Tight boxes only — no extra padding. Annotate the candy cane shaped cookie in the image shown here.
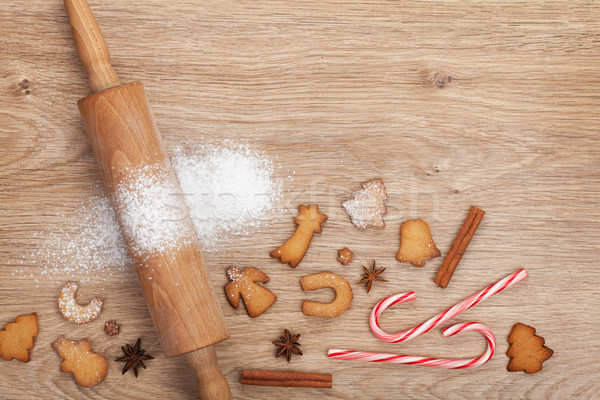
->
[328,269,528,368]
[301,272,353,318]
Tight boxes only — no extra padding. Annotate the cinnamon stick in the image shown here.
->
[434,206,485,288]
[241,369,332,388]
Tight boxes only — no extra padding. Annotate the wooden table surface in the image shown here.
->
[1,1,599,398]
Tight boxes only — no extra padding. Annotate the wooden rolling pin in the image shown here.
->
[63,1,231,398]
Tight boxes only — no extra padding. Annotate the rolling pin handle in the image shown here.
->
[64,0,120,92]
[186,347,233,400]
[64,2,232,399]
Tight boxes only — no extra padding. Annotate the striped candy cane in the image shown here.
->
[327,269,528,368]
[328,322,495,368]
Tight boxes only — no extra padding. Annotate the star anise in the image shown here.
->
[115,337,154,377]
[272,329,302,362]
[358,261,388,294]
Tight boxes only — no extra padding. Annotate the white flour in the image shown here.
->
[113,163,190,257]
[19,196,130,283]
[172,143,280,246]
[20,142,281,282]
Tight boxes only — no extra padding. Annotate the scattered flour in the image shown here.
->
[113,163,190,257]
[172,142,280,247]
[20,141,281,281]
[18,196,130,283]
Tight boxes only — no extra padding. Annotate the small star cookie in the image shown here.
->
[337,247,354,265]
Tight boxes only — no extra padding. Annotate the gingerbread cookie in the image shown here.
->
[396,219,440,267]
[301,272,353,318]
[270,204,327,268]
[225,266,277,318]
[342,178,387,229]
[53,336,108,387]
[57,282,103,325]
[0,313,38,363]
[507,323,553,374]
[104,320,120,336]
[337,247,354,265]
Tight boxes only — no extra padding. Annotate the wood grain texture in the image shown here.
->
[1,0,599,399]
[78,81,229,357]
[64,0,120,92]
[77,77,231,398]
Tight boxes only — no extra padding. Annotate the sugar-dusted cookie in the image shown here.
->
[57,282,103,325]
[53,336,108,387]
[104,320,120,336]
[337,247,354,266]
[342,178,387,229]
[0,313,38,363]
[507,323,553,374]
[396,219,441,267]
[225,266,277,318]
[301,272,353,318]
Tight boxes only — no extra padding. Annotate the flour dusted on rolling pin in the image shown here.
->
[113,164,190,256]
[21,142,282,282]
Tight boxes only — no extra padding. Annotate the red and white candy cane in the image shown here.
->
[329,322,495,368]
[328,269,528,368]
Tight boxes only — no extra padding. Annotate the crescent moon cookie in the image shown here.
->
[57,282,103,325]
[301,272,353,318]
